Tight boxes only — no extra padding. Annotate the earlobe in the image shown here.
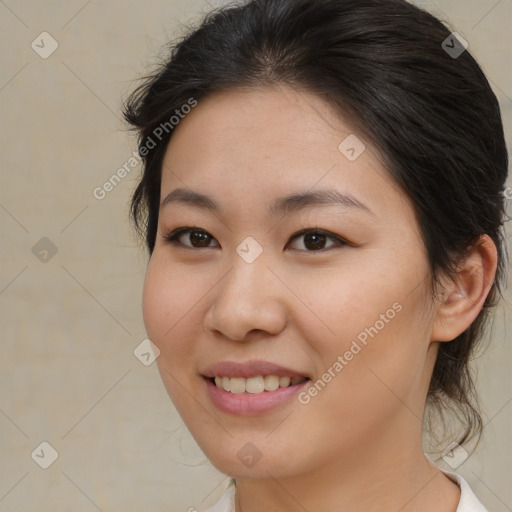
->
[431,235,497,342]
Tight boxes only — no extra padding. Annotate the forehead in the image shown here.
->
[159,85,411,221]
[168,84,348,152]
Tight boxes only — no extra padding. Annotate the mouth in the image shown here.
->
[208,375,309,394]
[201,360,311,415]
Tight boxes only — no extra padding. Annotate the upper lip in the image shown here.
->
[202,360,310,379]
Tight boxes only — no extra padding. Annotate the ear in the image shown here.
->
[431,234,498,342]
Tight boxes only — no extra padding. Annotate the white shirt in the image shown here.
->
[203,470,488,512]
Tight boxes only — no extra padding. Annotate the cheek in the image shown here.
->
[141,255,204,411]
[142,254,200,357]
[293,256,431,400]
[142,258,170,346]
[316,298,430,437]
[288,260,405,350]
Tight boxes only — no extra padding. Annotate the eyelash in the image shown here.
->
[161,227,349,252]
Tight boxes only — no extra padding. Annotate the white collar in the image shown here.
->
[440,469,488,511]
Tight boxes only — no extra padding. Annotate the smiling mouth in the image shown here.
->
[209,375,309,393]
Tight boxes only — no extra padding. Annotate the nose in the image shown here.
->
[202,255,287,342]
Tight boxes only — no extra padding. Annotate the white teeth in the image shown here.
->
[279,376,291,388]
[229,377,246,394]
[264,375,279,391]
[222,376,231,392]
[246,376,265,394]
[212,375,306,393]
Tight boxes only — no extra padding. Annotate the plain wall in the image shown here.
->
[1,0,511,510]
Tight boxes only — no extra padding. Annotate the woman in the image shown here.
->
[123,0,509,510]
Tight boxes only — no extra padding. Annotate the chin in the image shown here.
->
[197,438,305,480]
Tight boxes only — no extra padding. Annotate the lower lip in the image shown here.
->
[204,377,309,415]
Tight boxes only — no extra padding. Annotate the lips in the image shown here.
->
[201,360,311,413]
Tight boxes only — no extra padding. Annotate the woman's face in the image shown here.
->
[143,84,439,479]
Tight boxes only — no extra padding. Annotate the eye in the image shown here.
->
[162,227,347,252]
[287,228,347,252]
[162,227,219,248]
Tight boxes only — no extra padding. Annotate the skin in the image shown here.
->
[142,84,497,512]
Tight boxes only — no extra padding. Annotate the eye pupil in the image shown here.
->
[304,232,326,250]
[190,231,211,247]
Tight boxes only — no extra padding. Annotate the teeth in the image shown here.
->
[264,375,279,391]
[246,376,265,394]
[222,376,231,392]
[230,377,246,394]
[279,376,291,388]
[212,375,306,393]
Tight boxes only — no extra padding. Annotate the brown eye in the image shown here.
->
[287,229,346,252]
[163,227,346,252]
[163,228,219,248]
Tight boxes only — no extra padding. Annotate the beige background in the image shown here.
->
[0,0,510,510]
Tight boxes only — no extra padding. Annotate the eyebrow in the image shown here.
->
[160,187,374,217]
